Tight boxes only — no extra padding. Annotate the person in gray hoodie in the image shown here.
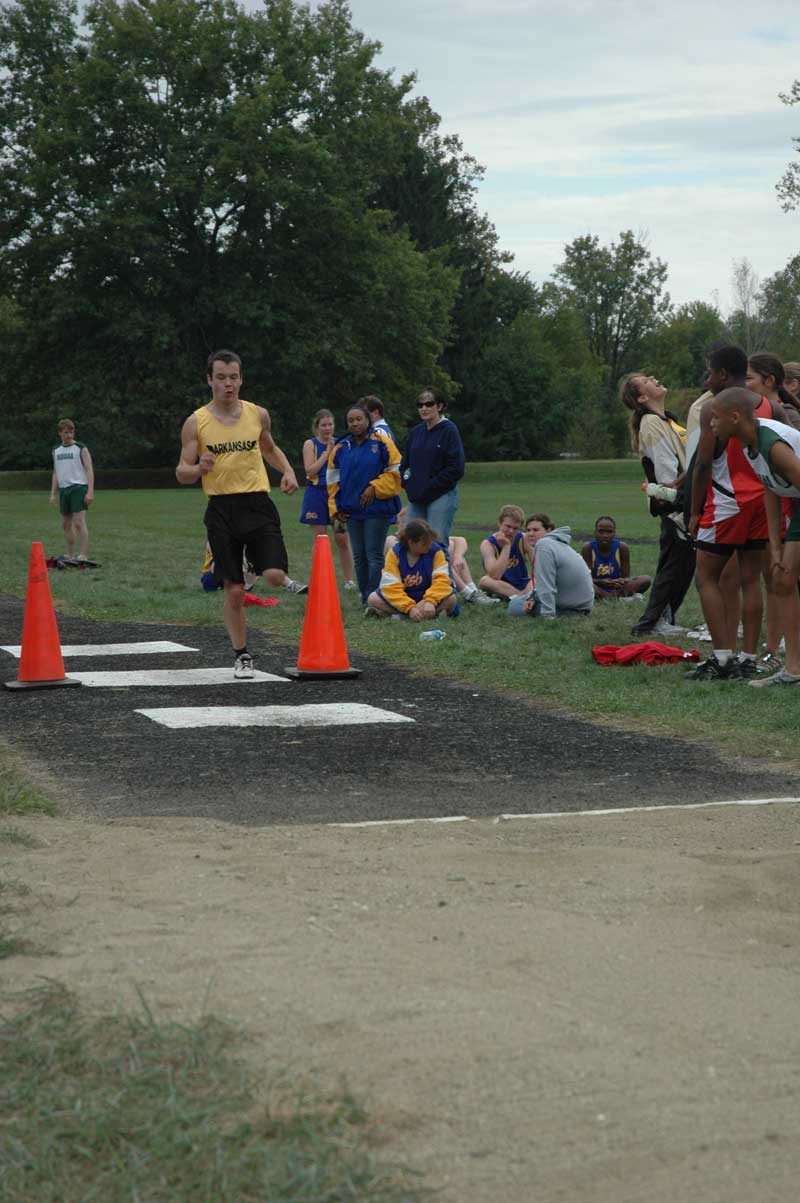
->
[507,514,594,618]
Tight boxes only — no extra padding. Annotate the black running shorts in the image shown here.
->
[204,492,288,583]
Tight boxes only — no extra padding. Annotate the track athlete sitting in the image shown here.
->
[479,505,530,599]
[384,507,498,605]
[581,516,652,600]
[710,388,800,687]
[367,518,457,620]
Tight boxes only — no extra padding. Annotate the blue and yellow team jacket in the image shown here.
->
[377,541,454,613]
[327,430,401,520]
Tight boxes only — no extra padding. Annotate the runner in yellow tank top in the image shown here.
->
[176,349,305,679]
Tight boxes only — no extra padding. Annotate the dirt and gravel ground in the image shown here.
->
[2,595,800,1201]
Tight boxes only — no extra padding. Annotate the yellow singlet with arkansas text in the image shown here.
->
[195,401,270,496]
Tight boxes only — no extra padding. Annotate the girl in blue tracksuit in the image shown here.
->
[327,404,402,603]
[300,408,355,588]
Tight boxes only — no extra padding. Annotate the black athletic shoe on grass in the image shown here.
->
[735,657,759,679]
[684,655,742,681]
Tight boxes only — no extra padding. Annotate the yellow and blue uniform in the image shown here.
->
[300,436,332,525]
[377,541,454,614]
[486,531,529,591]
[327,430,402,521]
[588,537,622,591]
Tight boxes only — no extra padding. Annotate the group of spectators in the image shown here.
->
[307,392,650,623]
[180,344,800,686]
[621,345,800,686]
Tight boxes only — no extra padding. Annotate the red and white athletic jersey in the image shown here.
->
[697,396,770,547]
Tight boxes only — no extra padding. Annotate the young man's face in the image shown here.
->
[208,360,242,405]
[525,520,549,546]
[498,515,521,541]
[707,365,729,396]
[709,400,737,441]
[594,520,616,549]
[59,426,75,446]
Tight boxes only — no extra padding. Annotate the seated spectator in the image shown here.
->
[385,508,499,605]
[508,515,594,618]
[367,518,457,620]
[479,505,530,599]
[581,516,652,600]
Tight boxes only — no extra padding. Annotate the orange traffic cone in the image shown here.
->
[284,535,361,680]
[4,543,82,691]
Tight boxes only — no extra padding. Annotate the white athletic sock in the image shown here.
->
[460,584,477,599]
[739,651,756,662]
[714,649,732,665]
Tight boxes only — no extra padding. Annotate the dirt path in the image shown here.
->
[5,801,800,1203]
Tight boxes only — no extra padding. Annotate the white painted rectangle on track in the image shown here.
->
[67,668,290,687]
[135,703,416,729]
[1,641,198,658]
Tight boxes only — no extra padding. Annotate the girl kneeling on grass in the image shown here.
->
[367,519,457,621]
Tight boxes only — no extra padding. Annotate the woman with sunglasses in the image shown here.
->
[400,387,465,557]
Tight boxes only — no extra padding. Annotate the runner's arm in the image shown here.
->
[689,403,717,537]
[259,407,298,493]
[176,414,213,484]
[81,446,95,503]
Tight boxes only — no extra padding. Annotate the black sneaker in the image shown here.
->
[736,656,758,679]
[685,655,742,681]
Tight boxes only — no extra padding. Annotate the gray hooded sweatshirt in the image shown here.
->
[531,526,594,618]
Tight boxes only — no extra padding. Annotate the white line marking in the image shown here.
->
[1,641,198,658]
[135,703,416,729]
[67,668,289,687]
[332,797,800,828]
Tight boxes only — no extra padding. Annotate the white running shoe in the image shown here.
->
[467,590,500,605]
[234,652,255,680]
[343,580,357,590]
[284,579,308,595]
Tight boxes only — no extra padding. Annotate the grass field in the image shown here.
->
[1,461,797,763]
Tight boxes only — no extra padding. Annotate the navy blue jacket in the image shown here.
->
[400,418,465,504]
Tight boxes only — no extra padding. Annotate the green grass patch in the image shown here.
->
[0,984,420,1202]
[0,826,43,848]
[0,753,57,818]
[0,473,797,764]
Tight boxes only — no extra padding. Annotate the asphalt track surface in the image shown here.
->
[1,593,794,826]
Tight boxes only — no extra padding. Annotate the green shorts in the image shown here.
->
[784,498,800,543]
[59,484,88,515]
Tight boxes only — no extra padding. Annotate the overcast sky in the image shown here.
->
[311,0,799,313]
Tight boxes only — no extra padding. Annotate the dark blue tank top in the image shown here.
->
[589,538,622,582]
[487,531,529,590]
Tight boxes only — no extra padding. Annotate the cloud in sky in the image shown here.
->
[307,0,799,311]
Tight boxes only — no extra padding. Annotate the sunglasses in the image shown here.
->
[416,399,437,409]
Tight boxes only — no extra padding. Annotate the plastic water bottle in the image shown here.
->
[642,482,677,502]
[419,629,446,641]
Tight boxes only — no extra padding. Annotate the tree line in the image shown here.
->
[1,0,798,470]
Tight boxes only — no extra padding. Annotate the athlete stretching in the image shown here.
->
[176,349,303,679]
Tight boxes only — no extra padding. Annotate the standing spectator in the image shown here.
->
[327,404,402,604]
[747,354,800,432]
[400,387,465,558]
[784,362,800,411]
[362,395,394,443]
[300,408,355,589]
[49,418,94,561]
[619,372,695,637]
